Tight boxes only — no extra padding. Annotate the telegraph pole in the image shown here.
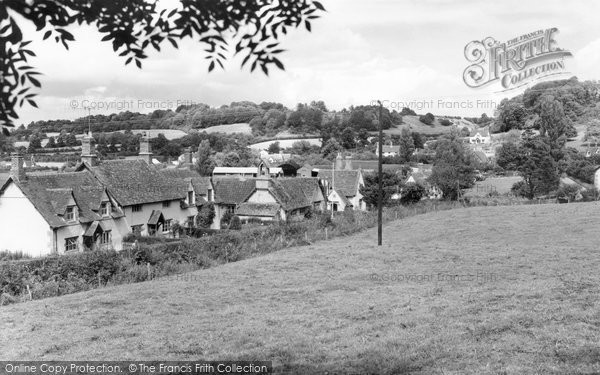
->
[377,100,383,246]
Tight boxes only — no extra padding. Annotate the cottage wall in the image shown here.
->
[0,182,53,257]
[123,199,197,235]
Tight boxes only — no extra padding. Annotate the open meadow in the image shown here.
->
[1,203,600,374]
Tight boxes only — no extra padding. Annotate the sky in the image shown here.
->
[11,0,600,125]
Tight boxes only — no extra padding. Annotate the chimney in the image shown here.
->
[139,133,152,165]
[81,133,98,166]
[335,152,344,170]
[256,175,270,190]
[10,153,26,182]
[184,147,192,165]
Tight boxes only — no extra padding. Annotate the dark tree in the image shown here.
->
[0,0,325,131]
[359,171,403,208]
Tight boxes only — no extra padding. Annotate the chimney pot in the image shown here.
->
[10,152,26,182]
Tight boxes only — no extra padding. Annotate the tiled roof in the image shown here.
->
[4,171,121,228]
[82,160,186,206]
[315,169,361,197]
[157,168,212,196]
[236,203,280,217]
[213,178,256,204]
[470,126,490,138]
[213,177,322,211]
[148,210,164,225]
[330,189,351,207]
[382,145,401,153]
[270,178,323,211]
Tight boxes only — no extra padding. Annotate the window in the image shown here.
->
[65,206,76,221]
[100,231,111,245]
[132,204,142,212]
[162,201,171,208]
[65,237,78,252]
[163,219,172,232]
[101,202,111,217]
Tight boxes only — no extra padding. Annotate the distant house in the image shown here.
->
[212,177,325,227]
[314,169,366,211]
[0,154,129,256]
[405,169,442,200]
[374,143,401,157]
[466,127,492,144]
[212,160,283,178]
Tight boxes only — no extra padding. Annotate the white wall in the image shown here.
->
[0,182,54,257]
[123,199,197,236]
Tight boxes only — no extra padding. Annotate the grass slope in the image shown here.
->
[384,116,471,136]
[2,203,600,374]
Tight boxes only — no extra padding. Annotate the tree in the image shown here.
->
[419,113,435,125]
[27,134,41,153]
[359,171,404,208]
[512,137,560,199]
[411,132,424,149]
[400,183,426,205]
[1,1,325,132]
[340,128,356,149]
[496,142,522,171]
[398,128,415,162]
[196,202,216,228]
[267,141,281,154]
[45,136,56,149]
[321,138,342,160]
[538,95,572,146]
[429,136,475,200]
[400,107,417,116]
[222,152,241,167]
[195,140,215,176]
[291,140,312,155]
[495,99,528,132]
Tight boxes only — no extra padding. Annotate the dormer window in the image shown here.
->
[65,206,77,222]
[101,202,111,217]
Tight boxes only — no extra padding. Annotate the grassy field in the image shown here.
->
[2,203,600,374]
[201,123,252,134]
[383,116,473,136]
[464,176,522,197]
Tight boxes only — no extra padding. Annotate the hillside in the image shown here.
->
[384,115,474,136]
[2,203,600,373]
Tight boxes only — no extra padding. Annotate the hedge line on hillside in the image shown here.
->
[0,200,517,306]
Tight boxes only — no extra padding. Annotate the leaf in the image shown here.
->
[168,38,178,48]
[261,64,269,76]
[27,99,38,108]
[29,76,41,88]
[208,61,215,72]
[305,21,312,32]
[313,1,325,11]
[241,54,251,67]
[101,34,112,42]
[135,59,142,68]
[43,30,52,40]
[125,57,132,65]
[273,57,285,70]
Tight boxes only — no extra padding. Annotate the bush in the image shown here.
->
[439,119,453,126]
[556,184,581,202]
[419,113,435,125]
[196,202,215,228]
[221,210,234,228]
[400,183,426,205]
[229,215,242,230]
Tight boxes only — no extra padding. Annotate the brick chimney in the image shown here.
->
[335,152,344,170]
[139,133,152,165]
[183,147,192,165]
[10,153,26,182]
[81,132,98,166]
[256,175,270,190]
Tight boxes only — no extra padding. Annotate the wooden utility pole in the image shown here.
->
[377,101,383,246]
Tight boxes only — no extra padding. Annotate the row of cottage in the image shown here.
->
[0,135,368,257]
